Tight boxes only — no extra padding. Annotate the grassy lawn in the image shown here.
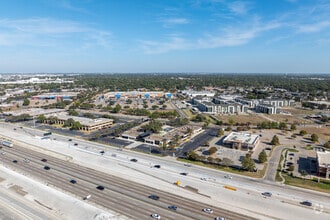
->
[275,153,284,182]
[283,174,330,193]
[177,158,266,178]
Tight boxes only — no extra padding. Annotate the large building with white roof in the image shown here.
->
[316,148,330,179]
[223,132,260,151]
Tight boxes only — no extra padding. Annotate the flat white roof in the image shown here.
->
[224,132,259,145]
[317,151,330,167]
[52,113,113,127]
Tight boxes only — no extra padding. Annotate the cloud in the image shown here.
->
[161,18,189,27]
[140,36,190,54]
[0,18,85,34]
[227,1,252,15]
[297,21,330,33]
[0,17,112,48]
[140,21,281,54]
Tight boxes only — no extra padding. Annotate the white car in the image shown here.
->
[224,174,232,179]
[202,208,213,214]
[150,213,161,219]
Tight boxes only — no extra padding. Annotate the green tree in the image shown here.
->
[279,122,287,130]
[323,141,330,149]
[221,158,233,167]
[300,130,307,136]
[241,157,256,172]
[311,134,319,143]
[23,98,30,106]
[64,118,75,127]
[271,135,280,146]
[71,121,82,130]
[68,109,79,116]
[258,150,267,163]
[208,146,217,155]
[288,165,295,171]
[217,129,224,137]
[36,114,46,122]
[187,151,199,161]
[290,124,297,131]
[112,104,122,113]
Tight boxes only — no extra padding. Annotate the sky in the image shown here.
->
[0,0,330,73]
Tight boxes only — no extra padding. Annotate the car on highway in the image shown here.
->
[41,158,47,162]
[261,192,272,197]
[200,177,207,181]
[74,143,78,146]
[0,152,6,155]
[68,139,72,141]
[44,166,50,170]
[130,158,138,162]
[148,195,160,200]
[215,217,226,220]
[70,179,77,184]
[180,172,188,176]
[24,158,30,163]
[202,208,213,214]
[12,160,18,163]
[100,150,105,154]
[150,213,161,219]
[224,174,232,179]
[154,165,161,168]
[83,195,91,200]
[168,205,177,211]
[300,201,312,206]
[184,164,192,167]
[96,185,105,190]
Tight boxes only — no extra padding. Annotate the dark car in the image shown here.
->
[12,160,18,163]
[130,158,138,162]
[41,158,47,162]
[154,165,161,168]
[180,172,188,176]
[44,166,50,170]
[70,179,77,184]
[261,192,272,197]
[96,185,105,190]
[100,150,105,154]
[300,201,312,206]
[148,195,160,200]
[168,205,177,211]
[68,139,72,141]
[74,143,78,146]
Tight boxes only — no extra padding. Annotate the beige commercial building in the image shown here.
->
[223,132,260,151]
[316,149,330,179]
[46,113,113,132]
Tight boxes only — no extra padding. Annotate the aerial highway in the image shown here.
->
[1,144,252,220]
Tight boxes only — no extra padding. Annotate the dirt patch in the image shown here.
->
[215,114,266,125]
[266,114,308,124]
[301,127,330,141]
[9,185,27,196]
[282,107,318,115]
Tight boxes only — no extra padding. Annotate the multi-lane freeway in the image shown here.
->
[1,144,252,220]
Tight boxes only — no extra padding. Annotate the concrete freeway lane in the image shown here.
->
[1,144,252,220]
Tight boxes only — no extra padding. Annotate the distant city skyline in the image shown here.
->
[0,0,330,74]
